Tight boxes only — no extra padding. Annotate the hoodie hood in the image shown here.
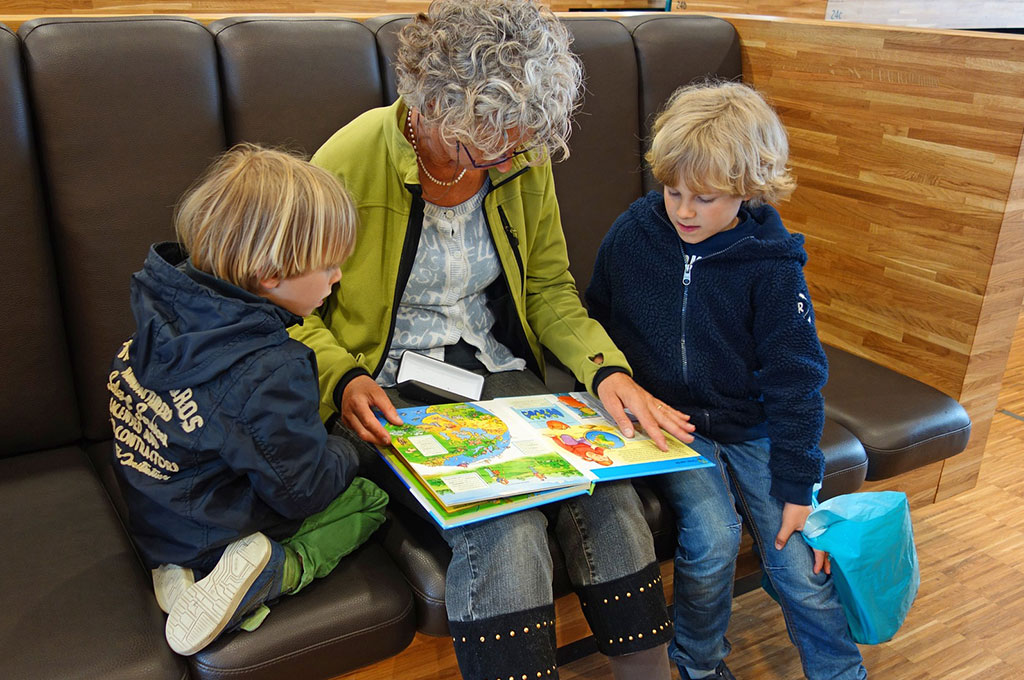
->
[129,242,301,390]
[645,190,806,265]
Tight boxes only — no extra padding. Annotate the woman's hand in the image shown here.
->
[595,372,695,451]
[775,502,831,575]
[341,375,403,446]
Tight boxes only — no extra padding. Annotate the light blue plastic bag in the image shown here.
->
[802,490,920,644]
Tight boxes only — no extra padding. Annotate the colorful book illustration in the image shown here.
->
[377,447,592,530]
[377,392,713,528]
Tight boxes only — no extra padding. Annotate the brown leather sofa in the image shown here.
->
[0,13,970,680]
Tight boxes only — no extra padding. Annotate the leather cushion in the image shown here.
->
[554,17,644,296]
[190,541,416,680]
[0,447,186,680]
[819,418,868,501]
[83,438,417,678]
[822,345,972,480]
[618,14,743,195]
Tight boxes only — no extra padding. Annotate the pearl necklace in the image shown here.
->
[407,110,466,187]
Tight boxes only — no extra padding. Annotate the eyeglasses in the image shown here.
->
[459,142,530,169]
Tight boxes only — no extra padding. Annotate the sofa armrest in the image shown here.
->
[822,345,972,480]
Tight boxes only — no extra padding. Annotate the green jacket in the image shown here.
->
[294,100,630,422]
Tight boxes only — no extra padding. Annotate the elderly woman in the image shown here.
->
[293,1,694,678]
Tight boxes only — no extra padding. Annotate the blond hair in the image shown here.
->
[647,81,795,206]
[175,144,358,292]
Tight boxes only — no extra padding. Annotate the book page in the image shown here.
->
[380,392,711,505]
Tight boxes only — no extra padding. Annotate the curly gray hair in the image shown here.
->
[395,0,583,163]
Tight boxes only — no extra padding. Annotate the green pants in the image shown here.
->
[280,476,388,594]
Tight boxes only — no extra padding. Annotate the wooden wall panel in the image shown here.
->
[936,132,1024,500]
[721,14,1024,501]
[671,0,825,19]
[862,460,944,509]
[996,305,1024,415]
[0,1,664,32]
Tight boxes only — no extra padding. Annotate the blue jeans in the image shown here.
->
[442,479,673,679]
[443,479,657,620]
[657,434,866,680]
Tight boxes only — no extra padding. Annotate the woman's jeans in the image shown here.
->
[443,480,655,619]
[443,479,671,675]
[656,434,867,680]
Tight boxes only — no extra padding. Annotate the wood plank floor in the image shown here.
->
[560,307,1024,679]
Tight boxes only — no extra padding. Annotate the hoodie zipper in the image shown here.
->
[678,235,754,385]
[680,251,699,385]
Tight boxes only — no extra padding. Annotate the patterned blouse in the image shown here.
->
[376,180,526,386]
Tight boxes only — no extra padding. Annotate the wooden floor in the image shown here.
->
[340,309,1024,680]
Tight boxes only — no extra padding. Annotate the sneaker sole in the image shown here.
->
[165,533,272,655]
[153,564,195,614]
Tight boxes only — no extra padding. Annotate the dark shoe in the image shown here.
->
[679,661,737,680]
[164,532,284,655]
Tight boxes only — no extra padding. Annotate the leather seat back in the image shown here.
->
[0,23,80,456]
[212,16,386,155]
[19,16,226,442]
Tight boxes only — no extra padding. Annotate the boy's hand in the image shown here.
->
[342,375,403,446]
[775,502,831,575]
[596,372,695,451]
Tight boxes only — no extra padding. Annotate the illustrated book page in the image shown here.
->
[377,446,592,529]
[378,392,712,514]
[506,392,711,481]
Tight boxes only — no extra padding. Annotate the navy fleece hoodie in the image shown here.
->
[109,242,357,570]
[587,192,827,505]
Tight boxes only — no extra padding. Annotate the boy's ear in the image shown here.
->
[257,276,282,292]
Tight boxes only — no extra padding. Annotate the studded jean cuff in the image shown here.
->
[448,603,559,680]
[577,561,673,656]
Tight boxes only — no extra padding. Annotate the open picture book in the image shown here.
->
[376,391,712,528]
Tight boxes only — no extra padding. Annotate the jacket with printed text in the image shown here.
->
[109,243,357,570]
[292,100,630,422]
[586,192,828,505]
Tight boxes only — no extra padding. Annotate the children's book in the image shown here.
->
[376,391,712,528]
[377,446,593,530]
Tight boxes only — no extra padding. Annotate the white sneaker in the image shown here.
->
[165,533,278,656]
[152,564,195,614]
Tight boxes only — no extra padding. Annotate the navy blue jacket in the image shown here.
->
[586,192,827,505]
[109,243,357,570]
